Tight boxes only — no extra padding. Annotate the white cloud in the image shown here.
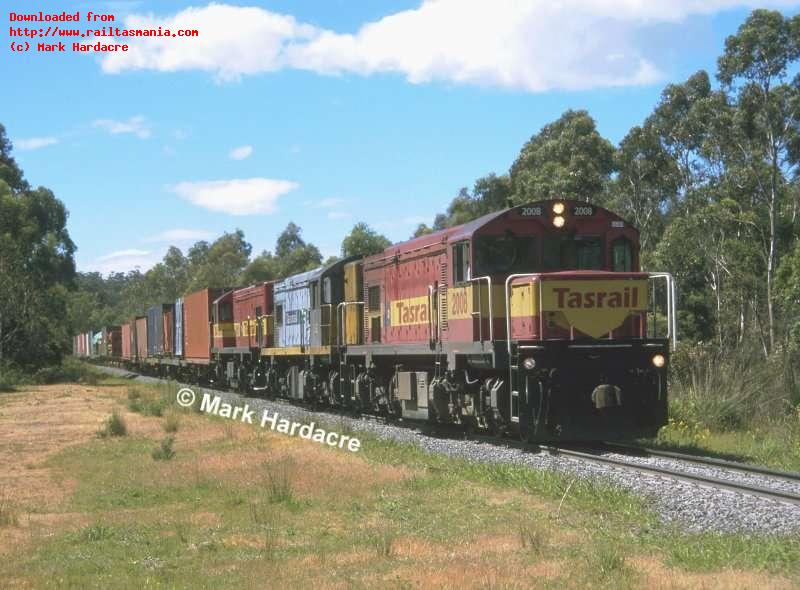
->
[171,177,298,215]
[97,248,151,261]
[144,228,215,243]
[327,211,351,220]
[93,115,151,138]
[14,136,58,150]
[87,248,160,274]
[99,1,800,92]
[229,145,253,160]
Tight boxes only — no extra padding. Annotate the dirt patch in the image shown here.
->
[630,556,795,589]
[0,384,136,552]
[164,433,410,501]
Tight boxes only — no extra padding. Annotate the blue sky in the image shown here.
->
[3,0,799,274]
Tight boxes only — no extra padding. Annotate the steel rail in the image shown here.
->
[602,442,800,482]
[539,444,800,506]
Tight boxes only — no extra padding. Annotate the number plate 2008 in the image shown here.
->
[572,206,594,216]
[520,206,543,217]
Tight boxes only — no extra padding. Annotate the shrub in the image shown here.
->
[152,435,176,461]
[34,358,102,385]
[0,362,32,392]
[98,410,127,438]
[143,398,168,417]
[669,343,797,432]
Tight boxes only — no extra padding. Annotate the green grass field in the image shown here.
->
[0,377,798,589]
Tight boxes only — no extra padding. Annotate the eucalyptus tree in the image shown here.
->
[510,110,615,203]
[341,222,391,257]
[716,9,800,352]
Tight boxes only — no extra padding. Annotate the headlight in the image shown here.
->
[651,354,666,368]
[553,215,565,228]
[522,357,537,370]
[552,202,565,215]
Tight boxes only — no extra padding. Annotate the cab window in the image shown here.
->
[473,235,538,276]
[543,235,603,271]
[452,241,471,284]
[612,238,633,272]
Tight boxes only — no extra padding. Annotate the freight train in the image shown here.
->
[75,200,677,441]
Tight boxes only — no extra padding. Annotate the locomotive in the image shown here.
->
[76,200,676,441]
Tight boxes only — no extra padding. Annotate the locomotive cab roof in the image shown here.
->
[366,199,638,266]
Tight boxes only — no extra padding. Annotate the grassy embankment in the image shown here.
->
[644,344,800,472]
[0,372,798,589]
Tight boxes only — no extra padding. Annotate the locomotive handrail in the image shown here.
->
[428,284,439,345]
[504,273,543,357]
[468,276,493,342]
[647,272,678,351]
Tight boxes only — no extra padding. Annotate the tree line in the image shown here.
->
[2,9,800,379]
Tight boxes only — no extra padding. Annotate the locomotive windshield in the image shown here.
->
[543,234,603,270]
[473,235,538,276]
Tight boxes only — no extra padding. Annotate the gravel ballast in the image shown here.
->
[101,366,800,535]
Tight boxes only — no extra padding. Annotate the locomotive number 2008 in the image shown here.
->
[451,290,470,316]
[573,206,594,216]
[520,206,543,217]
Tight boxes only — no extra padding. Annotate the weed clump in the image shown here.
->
[152,435,176,461]
[265,458,295,504]
[98,410,127,438]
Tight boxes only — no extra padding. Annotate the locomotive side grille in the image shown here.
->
[363,282,370,342]
[439,263,448,331]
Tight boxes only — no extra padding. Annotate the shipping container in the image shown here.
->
[135,316,147,360]
[183,288,224,363]
[121,322,132,360]
[91,332,102,356]
[104,326,122,357]
[174,297,184,357]
[163,308,174,355]
[146,303,174,356]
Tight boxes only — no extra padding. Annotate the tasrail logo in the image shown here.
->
[540,279,648,338]
[552,285,640,309]
[390,296,429,326]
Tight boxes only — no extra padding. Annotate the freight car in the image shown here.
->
[83,200,676,441]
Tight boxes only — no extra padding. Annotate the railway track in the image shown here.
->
[107,366,800,507]
[464,434,800,506]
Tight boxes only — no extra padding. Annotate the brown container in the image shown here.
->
[135,316,147,359]
[105,326,122,357]
[184,288,223,363]
[163,309,174,355]
[233,282,273,348]
[121,323,132,359]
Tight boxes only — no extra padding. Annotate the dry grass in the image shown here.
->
[0,381,796,588]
